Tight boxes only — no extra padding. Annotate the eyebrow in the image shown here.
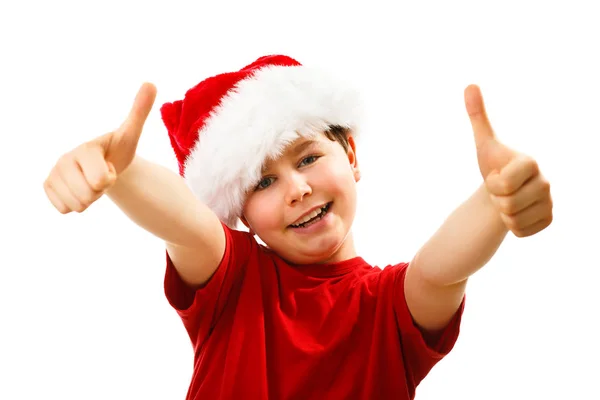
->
[291,139,318,156]
[260,140,319,174]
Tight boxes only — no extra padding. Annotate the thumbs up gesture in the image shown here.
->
[465,85,553,238]
[44,83,157,214]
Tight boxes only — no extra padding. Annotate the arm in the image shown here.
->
[404,184,507,331]
[404,85,553,332]
[44,84,225,288]
[107,156,225,287]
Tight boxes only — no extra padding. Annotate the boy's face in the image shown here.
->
[241,132,361,265]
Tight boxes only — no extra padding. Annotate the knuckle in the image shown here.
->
[73,203,88,213]
[57,152,74,167]
[510,216,529,235]
[516,228,533,238]
[509,221,529,237]
[505,204,518,215]
[77,142,98,156]
[79,141,94,151]
[506,218,520,231]
[525,156,538,170]
[513,229,526,238]
[88,179,102,192]
[498,178,514,194]
[79,192,95,207]
[90,176,109,192]
[488,175,511,195]
[518,154,538,172]
[499,198,517,215]
[49,166,62,180]
[540,179,551,194]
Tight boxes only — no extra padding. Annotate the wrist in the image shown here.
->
[474,183,508,233]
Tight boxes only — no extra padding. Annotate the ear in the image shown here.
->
[347,135,361,182]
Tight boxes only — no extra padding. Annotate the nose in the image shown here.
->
[285,172,312,205]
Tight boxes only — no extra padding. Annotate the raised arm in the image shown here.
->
[404,85,553,332]
[43,83,225,287]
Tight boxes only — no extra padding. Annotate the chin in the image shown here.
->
[294,235,348,264]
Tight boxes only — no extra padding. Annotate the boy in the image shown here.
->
[43,55,553,399]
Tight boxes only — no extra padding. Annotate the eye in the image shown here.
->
[255,176,274,191]
[299,155,319,167]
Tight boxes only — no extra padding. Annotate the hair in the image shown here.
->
[324,125,351,152]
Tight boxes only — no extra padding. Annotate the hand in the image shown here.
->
[44,82,157,214]
[464,84,553,237]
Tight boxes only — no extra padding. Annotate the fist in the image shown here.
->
[464,85,553,238]
[44,83,157,214]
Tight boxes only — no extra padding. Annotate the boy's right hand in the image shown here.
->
[44,83,157,214]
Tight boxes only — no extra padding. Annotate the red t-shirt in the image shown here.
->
[164,225,464,399]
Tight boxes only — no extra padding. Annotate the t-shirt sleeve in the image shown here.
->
[164,223,254,343]
[391,263,465,387]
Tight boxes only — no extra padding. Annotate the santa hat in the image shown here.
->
[160,55,362,228]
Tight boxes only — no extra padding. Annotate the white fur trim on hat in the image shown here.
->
[183,65,362,228]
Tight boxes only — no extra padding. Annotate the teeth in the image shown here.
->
[297,209,321,225]
[292,205,328,227]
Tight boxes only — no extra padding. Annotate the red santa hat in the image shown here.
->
[160,55,362,228]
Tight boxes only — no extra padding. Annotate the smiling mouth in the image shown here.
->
[289,202,332,228]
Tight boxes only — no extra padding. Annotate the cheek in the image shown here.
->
[244,194,282,231]
[316,161,356,196]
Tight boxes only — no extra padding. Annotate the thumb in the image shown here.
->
[465,85,516,179]
[102,83,157,173]
[464,84,496,151]
[114,82,157,148]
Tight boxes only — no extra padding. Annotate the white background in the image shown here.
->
[1,0,598,399]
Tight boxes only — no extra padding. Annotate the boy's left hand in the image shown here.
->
[465,85,553,238]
